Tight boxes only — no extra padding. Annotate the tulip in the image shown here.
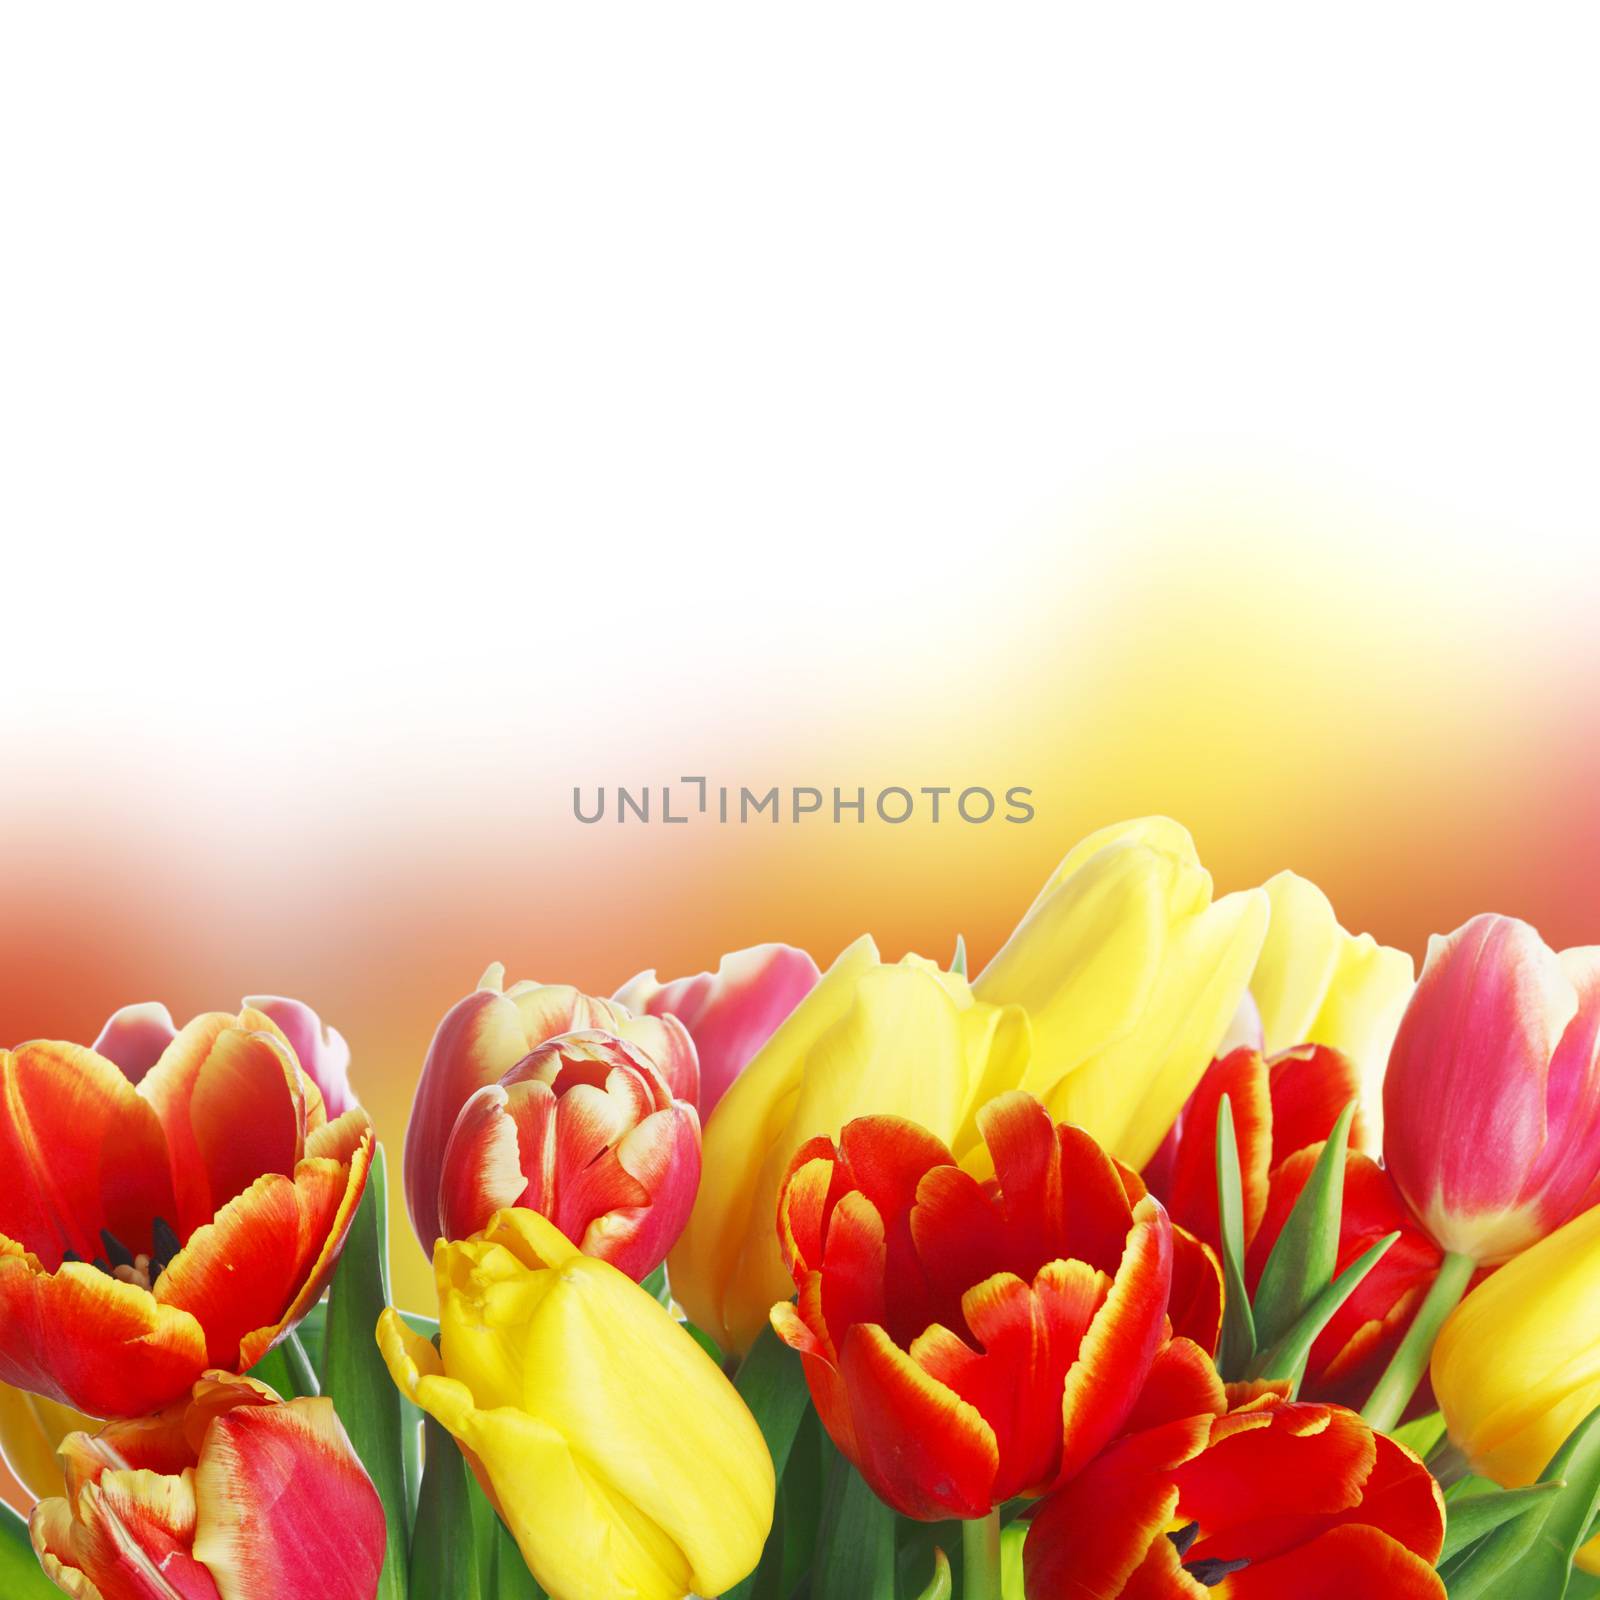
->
[770,1091,1209,1520]
[0,1009,372,1416]
[404,965,698,1252]
[669,938,1030,1354]
[29,1371,385,1600]
[435,1029,700,1280]
[614,942,821,1117]
[1024,1391,1446,1597]
[1144,1044,1441,1406]
[973,816,1270,1170]
[0,1384,89,1502]
[1248,872,1414,1143]
[1384,914,1600,1267]
[378,1207,773,1600]
[93,993,358,1115]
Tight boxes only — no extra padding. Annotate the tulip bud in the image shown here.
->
[378,1207,774,1600]
[1384,914,1600,1263]
[614,942,821,1117]
[30,1371,386,1600]
[436,1030,701,1281]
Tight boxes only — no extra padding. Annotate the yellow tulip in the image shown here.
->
[378,1207,774,1600]
[0,1384,90,1502]
[668,936,1030,1353]
[1433,1202,1600,1572]
[973,817,1270,1169]
[1250,871,1414,1143]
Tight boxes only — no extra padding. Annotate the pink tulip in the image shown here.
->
[436,1030,701,1281]
[614,943,820,1117]
[1384,913,1600,1263]
[93,995,357,1116]
[403,965,698,1253]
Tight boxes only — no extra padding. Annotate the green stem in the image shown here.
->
[1362,1250,1475,1433]
[283,1329,321,1396]
[962,1509,1001,1600]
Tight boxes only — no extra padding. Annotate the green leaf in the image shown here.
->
[814,1438,896,1600]
[913,1547,953,1600]
[640,1264,673,1308]
[779,1407,824,1598]
[1440,1482,1567,1563]
[1391,1410,1448,1460]
[1250,1100,1356,1348]
[1250,1232,1398,1396]
[0,1502,59,1599]
[322,1144,409,1600]
[494,1519,546,1599]
[247,1341,306,1399]
[951,934,968,978]
[409,1416,483,1599]
[467,1470,499,1599]
[1442,1405,1600,1599]
[1215,1094,1257,1379]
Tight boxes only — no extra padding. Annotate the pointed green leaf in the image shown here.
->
[1392,1410,1448,1460]
[779,1407,824,1598]
[814,1438,896,1600]
[466,1471,499,1597]
[322,1144,409,1600]
[913,1547,953,1600]
[1251,1232,1398,1395]
[951,935,968,978]
[0,1502,59,1598]
[1215,1095,1257,1379]
[1440,1482,1566,1563]
[410,1416,483,1599]
[1251,1100,1356,1348]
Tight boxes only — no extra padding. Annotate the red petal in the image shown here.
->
[1122,1336,1227,1436]
[837,1322,998,1520]
[580,1104,701,1280]
[908,1164,1010,1337]
[777,1152,837,1283]
[820,1191,890,1346]
[1267,1045,1363,1166]
[1230,1524,1446,1600]
[1168,1224,1224,1355]
[437,1083,542,1242]
[1162,1049,1271,1253]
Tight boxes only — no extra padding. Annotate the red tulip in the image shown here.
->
[404,965,697,1252]
[1145,1044,1440,1405]
[614,943,821,1117]
[94,994,358,1116]
[0,1009,372,1417]
[30,1371,385,1600]
[770,1091,1208,1520]
[436,1030,701,1280]
[1384,913,1600,1264]
[1024,1389,1446,1598]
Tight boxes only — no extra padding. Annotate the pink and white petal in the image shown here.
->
[91,1004,180,1086]
[242,996,357,1119]
[437,1086,539,1244]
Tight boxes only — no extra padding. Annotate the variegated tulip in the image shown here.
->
[0,1009,372,1417]
[30,1371,385,1600]
[404,965,698,1253]
[436,1030,700,1281]
[1384,913,1600,1264]
[614,942,820,1117]
[379,1208,773,1600]
[93,993,358,1116]
[973,817,1270,1170]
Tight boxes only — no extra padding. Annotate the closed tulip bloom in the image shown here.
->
[669,938,1030,1354]
[1249,872,1414,1144]
[378,1208,773,1600]
[0,1384,90,1502]
[973,817,1269,1170]
[614,942,821,1117]
[770,1092,1199,1520]
[30,1371,385,1600]
[93,994,359,1115]
[436,1030,700,1280]
[1384,914,1600,1264]
[0,1009,372,1417]
[1024,1392,1446,1598]
[404,965,698,1252]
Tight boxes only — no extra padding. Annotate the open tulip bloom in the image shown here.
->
[11,819,1600,1599]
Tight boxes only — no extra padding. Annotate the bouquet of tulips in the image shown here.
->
[5,818,1600,1599]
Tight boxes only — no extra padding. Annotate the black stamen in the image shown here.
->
[100,1228,135,1270]
[1186,1556,1252,1586]
[151,1216,182,1274]
[1168,1522,1200,1559]
[92,1256,112,1276]
[60,1249,83,1265]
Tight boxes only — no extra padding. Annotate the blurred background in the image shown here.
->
[3,5,1598,1506]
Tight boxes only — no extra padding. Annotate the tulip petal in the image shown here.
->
[581,1104,701,1280]
[241,996,356,1119]
[1167,1224,1224,1355]
[190,1397,384,1600]
[1521,948,1600,1229]
[91,1003,180,1087]
[1267,1044,1363,1168]
[1228,1523,1445,1599]
[1160,1048,1272,1254]
[1121,1335,1227,1436]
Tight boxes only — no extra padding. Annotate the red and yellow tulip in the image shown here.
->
[770,1091,1214,1520]
[1024,1389,1446,1597]
[402,965,698,1253]
[0,1009,372,1417]
[1384,913,1600,1264]
[435,1029,700,1281]
[614,941,821,1117]
[29,1371,385,1600]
